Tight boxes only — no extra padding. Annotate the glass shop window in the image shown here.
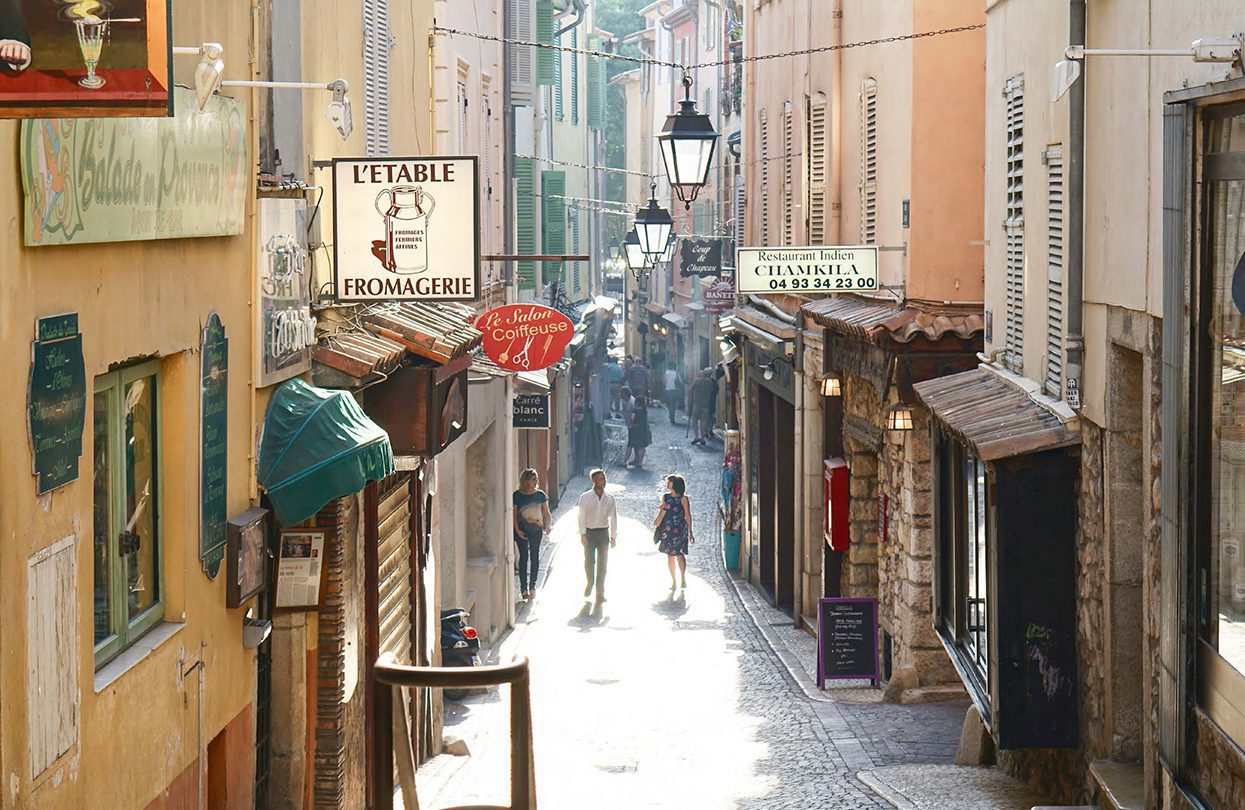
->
[94,360,164,669]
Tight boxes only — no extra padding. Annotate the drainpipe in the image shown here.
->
[555,0,587,38]
[793,311,806,627]
[1065,0,1086,405]
[830,0,843,243]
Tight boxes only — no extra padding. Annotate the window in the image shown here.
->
[1199,105,1245,713]
[362,0,391,156]
[1003,75,1025,373]
[860,78,878,244]
[509,0,535,106]
[782,101,794,246]
[808,93,829,245]
[759,108,770,243]
[94,360,163,668]
[702,1,718,51]
[1045,146,1065,398]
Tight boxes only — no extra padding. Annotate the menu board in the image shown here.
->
[816,597,880,687]
[275,530,326,608]
[200,314,229,577]
[29,314,86,494]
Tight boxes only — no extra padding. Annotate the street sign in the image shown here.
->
[513,394,550,429]
[736,246,879,294]
[332,156,480,302]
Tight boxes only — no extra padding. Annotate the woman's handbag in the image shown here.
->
[653,510,666,544]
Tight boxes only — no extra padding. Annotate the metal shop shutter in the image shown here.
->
[376,474,414,664]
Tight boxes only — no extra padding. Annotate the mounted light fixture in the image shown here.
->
[219,78,353,140]
[820,374,842,398]
[657,73,720,208]
[885,402,914,431]
[172,43,224,111]
[1051,35,1242,102]
[758,361,776,381]
[634,182,675,256]
[609,245,621,261]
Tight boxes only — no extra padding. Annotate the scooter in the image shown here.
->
[440,608,482,700]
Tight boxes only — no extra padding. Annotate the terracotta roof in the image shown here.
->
[801,296,984,344]
[913,368,1080,461]
[362,302,482,363]
[469,348,514,379]
[314,331,405,379]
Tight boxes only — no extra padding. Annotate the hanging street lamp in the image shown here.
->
[657,73,720,208]
[634,182,675,256]
[661,231,677,265]
[623,228,652,283]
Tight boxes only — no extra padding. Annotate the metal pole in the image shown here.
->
[1066,0,1086,406]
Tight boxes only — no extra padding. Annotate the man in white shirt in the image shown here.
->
[577,469,618,605]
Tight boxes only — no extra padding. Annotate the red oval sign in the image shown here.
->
[475,304,576,372]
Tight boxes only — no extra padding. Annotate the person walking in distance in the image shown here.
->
[578,469,618,606]
[512,469,552,600]
[627,356,650,405]
[663,364,681,423]
[690,368,715,446]
[654,474,694,591]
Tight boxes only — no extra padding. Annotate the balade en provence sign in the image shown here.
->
[736,246,879,294]
[20,87,248,246]
[332,157,480,302]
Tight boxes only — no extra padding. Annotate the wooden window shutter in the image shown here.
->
[586,34,605,129]
[1003,75,1025,373]
[541,170,566,282]
[570,29,579,125]
[481,78,493,254]
[783,101,794,246]
[808,94,829,244]
[509,0,535,106]
[571,207,582,292]
[734,173,746,250]
[1044,146,1065,398]
[535,0,556,86]
[553,31,564,119]
[363,0,391,157]
[514,157,537,290]
[859,78,878,244]
[456,74,469,154]
[759,108,770,244]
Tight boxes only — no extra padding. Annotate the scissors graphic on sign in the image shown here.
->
[511,337,535,369]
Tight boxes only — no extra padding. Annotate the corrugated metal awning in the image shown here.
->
[662,312,690,329]
[801,295,985,345]
[362,302,482,364]
[914,367,1080,461]
[516,370,551,392]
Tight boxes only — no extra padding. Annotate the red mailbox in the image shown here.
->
[824,458,849,552]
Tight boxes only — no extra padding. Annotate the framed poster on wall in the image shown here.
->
[226,508,268,608]
[275,529,326,609]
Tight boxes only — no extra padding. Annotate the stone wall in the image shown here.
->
[1144,326,1163,806]
[841,374,882,598]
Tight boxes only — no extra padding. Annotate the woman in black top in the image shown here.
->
[512,469,552,600]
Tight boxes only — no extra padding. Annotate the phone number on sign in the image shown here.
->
[763,277,878,290]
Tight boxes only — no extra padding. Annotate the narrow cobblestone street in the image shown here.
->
[412,411,1031,809]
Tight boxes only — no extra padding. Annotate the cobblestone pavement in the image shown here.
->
[413,410,986,810]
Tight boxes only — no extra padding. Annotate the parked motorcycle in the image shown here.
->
[439,608,481,699]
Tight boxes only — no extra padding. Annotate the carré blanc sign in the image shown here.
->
[332,156,480,302]
[736,246,879,294]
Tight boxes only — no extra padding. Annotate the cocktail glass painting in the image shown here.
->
[0,0,170,118]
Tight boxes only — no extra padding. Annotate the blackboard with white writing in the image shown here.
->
[200,314,229,578]
[817,597,880,687]
[29,314,86,495]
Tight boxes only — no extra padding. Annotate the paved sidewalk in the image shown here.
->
[412,411,1015,810]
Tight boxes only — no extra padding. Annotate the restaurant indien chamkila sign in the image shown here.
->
[19,86,248,245]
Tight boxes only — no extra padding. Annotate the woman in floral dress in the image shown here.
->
[653,474,694,591]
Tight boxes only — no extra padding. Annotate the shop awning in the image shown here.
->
[801,295,985,345]
[662,312,691,330]
[516,370,551,392]
[362,302,482,363]
[723,307,794,356]
[913,367,1079,461]
[258,378,396,525]
[644,302,667,316]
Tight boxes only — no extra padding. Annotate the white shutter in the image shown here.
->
[733,172,745,258]
[808,94,828,244]
[27,536,78,779]
[509,0,535,106]
[1003,75,1025,373]
[782,101,794,246]
[363,0,391,157]
[1045,146,1065,398]
[860,78,878,244]
[481,78,493,255]
[759,109,770,244]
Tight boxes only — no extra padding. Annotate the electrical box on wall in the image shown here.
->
[824,458,849,552]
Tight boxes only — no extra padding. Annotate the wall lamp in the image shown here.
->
[219,78,353,139]
[757,360,776,381]
[1052,35,1242,102]
[172,43,224,111]
[885,402,914,432]
[820,374,841,398]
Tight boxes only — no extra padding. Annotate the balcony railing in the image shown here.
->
[372,656,535,810]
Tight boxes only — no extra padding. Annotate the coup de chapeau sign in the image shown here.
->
[679,238,723,278]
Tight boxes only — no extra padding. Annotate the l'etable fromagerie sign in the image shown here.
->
[736,246,879,294]
[332,157,480,302]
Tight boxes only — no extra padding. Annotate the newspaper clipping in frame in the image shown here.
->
[275,529,326,609]
[332,156,481,302]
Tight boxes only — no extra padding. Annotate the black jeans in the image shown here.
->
[516,532,542,591]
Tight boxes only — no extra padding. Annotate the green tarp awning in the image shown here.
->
[258,378,395,526]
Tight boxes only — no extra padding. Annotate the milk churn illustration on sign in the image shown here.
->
[372,185,436,274]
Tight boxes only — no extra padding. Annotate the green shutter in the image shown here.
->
[536,0,555,86]
[570,29,579,125]
[553,32,564,119]
[541,170,566,282]
[515,157,537,290]
[586,34,604,129]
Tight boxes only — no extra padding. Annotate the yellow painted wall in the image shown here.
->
[0,2,258,805]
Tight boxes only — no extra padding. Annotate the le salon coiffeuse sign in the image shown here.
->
[476,304,575,372]
[332,157,480,302]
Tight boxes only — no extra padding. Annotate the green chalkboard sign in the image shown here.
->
[201,314,229,578]
[29,314,86,495]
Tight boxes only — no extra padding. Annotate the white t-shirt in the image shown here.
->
[664,369,678,388]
